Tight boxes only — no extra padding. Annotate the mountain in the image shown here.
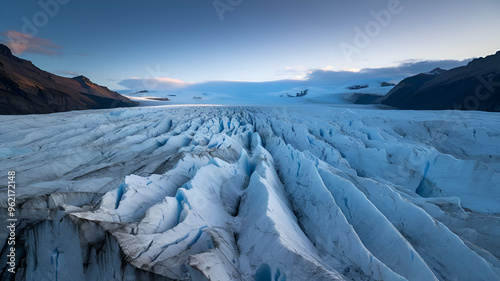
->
[379,51,500,112]
[0,44,137,115]
[424,67,447,76]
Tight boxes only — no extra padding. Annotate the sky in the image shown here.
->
[1,0,499,91]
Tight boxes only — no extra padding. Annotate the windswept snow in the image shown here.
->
[1,105,499,280]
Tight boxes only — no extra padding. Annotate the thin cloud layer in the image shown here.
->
[1,30,62,56]
[55,70,80,77]
[118,59,472,93]
[306,59,472,84]
[119,77,193,91]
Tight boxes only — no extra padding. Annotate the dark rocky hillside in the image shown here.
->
[379,52,500,112]
[0,44,137,115]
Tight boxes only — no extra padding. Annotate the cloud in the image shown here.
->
[305,59,472,85]
[1,30,62,56]
[358,59,472,77]
[275,66,310,80]
[117,59,472,93]
[118,77,193,91]
[55,70,80,77]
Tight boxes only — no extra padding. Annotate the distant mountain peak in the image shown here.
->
[73,75,89,80]
[0,43,14,58]
[72,75,92,86]
[424,67,447,76]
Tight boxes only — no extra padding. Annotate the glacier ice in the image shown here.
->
[0,105,499,280]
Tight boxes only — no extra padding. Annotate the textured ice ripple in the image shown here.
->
[0,105,499,281]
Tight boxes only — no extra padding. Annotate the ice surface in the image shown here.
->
[1,105,499,280]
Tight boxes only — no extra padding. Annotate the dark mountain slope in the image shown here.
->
[379,51,500,112]
[0,44,137,115]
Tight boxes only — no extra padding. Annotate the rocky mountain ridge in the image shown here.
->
[379,51,500,112]
[0,44,137,115]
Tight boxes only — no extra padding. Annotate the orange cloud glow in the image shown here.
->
[2,30,62,56]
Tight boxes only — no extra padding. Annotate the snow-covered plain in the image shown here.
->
[121,82,391,107]
[1,104,499,281]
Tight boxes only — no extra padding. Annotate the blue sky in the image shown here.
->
[1,0,499,91]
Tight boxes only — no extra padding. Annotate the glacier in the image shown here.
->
[0,105,499,280]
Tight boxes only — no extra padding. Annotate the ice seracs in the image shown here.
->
[1,105,499,280]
